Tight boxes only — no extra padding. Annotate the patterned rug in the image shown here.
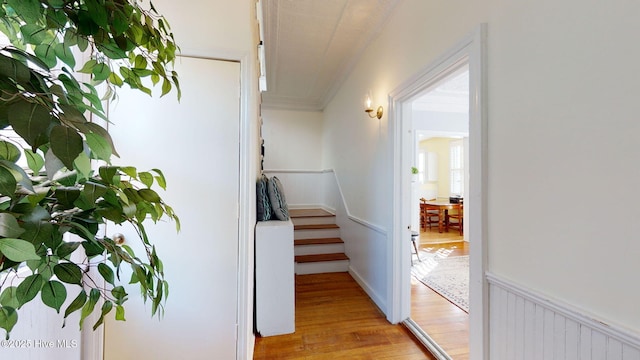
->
[411,251,469,312]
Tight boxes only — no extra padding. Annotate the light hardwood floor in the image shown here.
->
[254,272,435,359]
[254,225,469,359]
[412,227,469,359]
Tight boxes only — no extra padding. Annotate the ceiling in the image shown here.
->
[260,0,402,111]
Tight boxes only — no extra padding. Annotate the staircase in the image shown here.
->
[290,209,349,275]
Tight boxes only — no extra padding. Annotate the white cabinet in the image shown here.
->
[255,220,295,336]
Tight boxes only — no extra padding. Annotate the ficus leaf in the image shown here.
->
[85,132,112,161]
[54,42,75,68]
[24,149,45,174]
[98,263,115,286]
[0,238,40,262]
[8,102,53,150]
[16,274,44,305]
[138,172,153,188]
[92,62,111,82]
[41,280,67,313]
[55,241,81,259]
[50,125,83,170]
[0,306,18,340]
[0,141,21,162]
[93,300,112,330]
[138,189,161,203]
[63,290,86,319]
[63,290,86,327]
[0,213,25,238]
[8,0,42,23]
[115,305,126,321]
[0,287,19,309]
[53,262,83,285]
[0,166,17,197]
[79,288,100,330]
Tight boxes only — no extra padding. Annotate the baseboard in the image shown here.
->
[487,272,640,359]
[348,266,387,315]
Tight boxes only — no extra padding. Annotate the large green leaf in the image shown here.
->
[81,181,108,204]
[49,125,83,170]
[62,289,86,327]
[0,166,18,197]
[138,189,161,203]
[53,262,83,285]
[54,187,81,208]
[7,0,42,24]
[85,132,112,161]
[54,42,75,68]
[92,299,112,330]
[0,160,34,193]
[98,263,115,285]
[115,304,125,321]
[0,54,30,83]
[34,43,57,68]
[7,102,53,150]
[0,306,17,340]
[16,274,44,305]
[0,141,20,162]
[92,62,111,82]
[24,149,44,174]
[0,238,40,262]
[0,287,19,309]
[0,213,25,238]
[41,280,66,313]
[79,288,100,329]
[55,241,80,259]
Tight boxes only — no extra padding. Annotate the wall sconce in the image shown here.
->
[364,93,383,119]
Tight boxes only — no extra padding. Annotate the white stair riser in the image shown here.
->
[295,260,349,275]
[294,243,345,256]
[291,217,336,226]
[294,228,340,240]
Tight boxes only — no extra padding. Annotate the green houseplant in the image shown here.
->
[0,0,180,338]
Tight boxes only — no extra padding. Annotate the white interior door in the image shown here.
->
[103,56,240,360]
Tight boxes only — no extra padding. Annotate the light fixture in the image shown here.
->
[364,93,383,119]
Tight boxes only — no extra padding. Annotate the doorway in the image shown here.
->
[410,66,470,359]
[388,25,487,359]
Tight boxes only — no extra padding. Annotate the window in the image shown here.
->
[450,140,464,196]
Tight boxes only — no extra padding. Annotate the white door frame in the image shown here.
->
[387,24,488,359]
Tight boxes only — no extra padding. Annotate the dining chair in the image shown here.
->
[447,202,463,235]
[420,198,440,231]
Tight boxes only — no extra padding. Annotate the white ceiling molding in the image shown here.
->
[261,0,402,111]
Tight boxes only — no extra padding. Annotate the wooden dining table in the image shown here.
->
[421,201,460,233]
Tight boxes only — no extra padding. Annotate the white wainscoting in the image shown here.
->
[488,273,640,360]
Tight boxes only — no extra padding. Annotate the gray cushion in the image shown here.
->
[256,175,272,221]
[267,176,289,220]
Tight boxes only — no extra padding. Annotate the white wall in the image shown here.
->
[322,0,640,341]
[261,109,324,170]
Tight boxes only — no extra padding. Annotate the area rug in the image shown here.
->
[411,251,469,312]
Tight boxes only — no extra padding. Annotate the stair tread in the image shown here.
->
[294,224,339,230]
[289,209,335,218]
[294,237,344,246]
[295,253,349,263]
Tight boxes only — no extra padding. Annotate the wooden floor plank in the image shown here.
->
[411,226,469,359]
[290,208,335,218]
[254,272,435,359]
